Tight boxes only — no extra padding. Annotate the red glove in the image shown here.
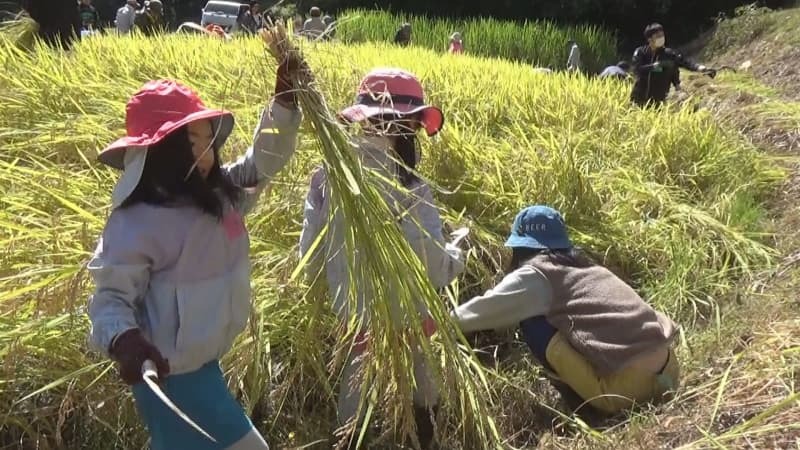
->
[110,329,170,385]
[274,53,304,107]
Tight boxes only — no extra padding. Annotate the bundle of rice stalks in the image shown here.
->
[259,24,501,449]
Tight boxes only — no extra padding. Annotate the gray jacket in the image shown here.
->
[298,136,465,321]
[87,102,302,376]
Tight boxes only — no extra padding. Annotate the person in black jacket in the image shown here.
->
[394,22,411,47]
[630,23,715,107]
[21,0,82,49]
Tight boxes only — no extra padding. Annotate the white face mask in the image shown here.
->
[653,37,665,48]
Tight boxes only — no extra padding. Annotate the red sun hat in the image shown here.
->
[99,79,234,169]
[339,68,444,137]
[98,80,234,209]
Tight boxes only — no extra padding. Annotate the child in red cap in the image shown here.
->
[86,36,307,449]
[298,68,464,449]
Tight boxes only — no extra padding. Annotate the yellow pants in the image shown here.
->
[545,333,680,414]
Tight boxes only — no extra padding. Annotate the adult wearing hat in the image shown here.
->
[451,205,680,416]
[298,68,460,449]
[86,32,308,449]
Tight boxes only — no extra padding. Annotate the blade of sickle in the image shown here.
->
[141,359,217,443]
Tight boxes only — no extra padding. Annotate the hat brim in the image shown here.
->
[339,104,444,137]
[98,109,235,169]
[110,145,148,210]
[504,234,573,250]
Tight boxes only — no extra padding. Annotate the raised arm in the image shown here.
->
[451,266,553,335]
[222,101,302,214]
[222,49,305,215]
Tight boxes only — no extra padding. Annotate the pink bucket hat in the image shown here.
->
[339,68,444,137]
[98,80,234,209]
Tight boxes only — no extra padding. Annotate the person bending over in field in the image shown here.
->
[86,32,308,449]
[631,23,715,107]
[298,68,466,449]
[451,205,680,416]
[599,61,631,80]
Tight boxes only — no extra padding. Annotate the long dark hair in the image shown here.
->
[120,126,242,219]
[368,113,420,187]
[509,246,595,272]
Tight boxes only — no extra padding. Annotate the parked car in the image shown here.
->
[200,1,247,33]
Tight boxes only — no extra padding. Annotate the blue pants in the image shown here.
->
[132,360,256,450]
[519,316,557,372]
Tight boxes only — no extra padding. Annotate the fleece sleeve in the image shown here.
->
[223,101,303,215]
[397,183,465,289]
[451,266,553,334]
[86,211,160,357]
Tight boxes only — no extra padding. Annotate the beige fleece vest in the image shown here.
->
[528,255,677,375]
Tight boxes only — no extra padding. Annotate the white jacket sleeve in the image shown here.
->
[86,212,159,357]
[451,266,552,334]
[298,166,327,279]
[223,101,303,215]
[397,183,465,289]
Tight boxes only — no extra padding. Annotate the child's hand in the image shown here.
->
[261,23,313,108]
[110,329,170,385]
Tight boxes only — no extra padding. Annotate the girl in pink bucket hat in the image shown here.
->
[85,38,308,449]
[299,68,463,449]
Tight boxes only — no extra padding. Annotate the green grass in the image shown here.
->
[334,9,617,73]
[0,31,786,449]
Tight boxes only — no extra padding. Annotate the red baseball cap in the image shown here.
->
[98,80,234,208]
[339,68,444,137]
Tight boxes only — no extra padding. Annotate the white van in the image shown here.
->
[200,1,247,32]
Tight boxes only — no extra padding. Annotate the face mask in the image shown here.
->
[653,37,665,48]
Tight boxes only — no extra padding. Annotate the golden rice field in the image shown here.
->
[0,31,786,449]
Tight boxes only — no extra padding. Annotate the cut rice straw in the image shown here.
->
[259,23,501,449]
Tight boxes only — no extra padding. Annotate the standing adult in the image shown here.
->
[237,1,263,34]
[630,23,716,107]
[301,6,326,39]
[78,0,102,31]
[115,0,138,34]
[566,40,582,72]
[134,0,165,36]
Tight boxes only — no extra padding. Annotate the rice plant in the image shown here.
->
[0,31,784,449]
[334,9,617,73]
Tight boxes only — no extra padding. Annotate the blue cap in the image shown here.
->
[504,205,573,250]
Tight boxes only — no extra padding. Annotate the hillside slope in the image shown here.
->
[547,7,800,449]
